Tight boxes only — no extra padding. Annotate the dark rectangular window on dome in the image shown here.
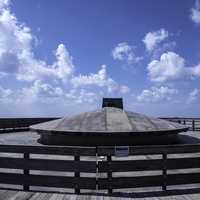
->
[102,98,123,109]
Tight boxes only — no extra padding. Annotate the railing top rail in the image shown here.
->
[0,144,96,156]
[97,143,200,155]
[1,143,200,156]
[161,117,200,120]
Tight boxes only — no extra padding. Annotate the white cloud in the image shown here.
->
[188,88,200,103]
[119,85,130,94]
[151,41,176,59]
[0,85,12,98]
[20,80,99,105]
[112,42,143,64]
[0,71,6,78]
[71,65,130,93]
[190,0,200,24]
[74,89,98,104]
[148,51,200,82]
[22,80,64,99]
[17,44,74,81]
[0,85,12,104]
[137,86,177,103]
[0,1,74,81]
[190,64,200,76]
[0,0,9,10]
[148,52,186,82]
[143,29,168,51]
[0,0,130,116]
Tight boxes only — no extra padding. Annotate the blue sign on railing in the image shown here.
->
[115,146,129,157]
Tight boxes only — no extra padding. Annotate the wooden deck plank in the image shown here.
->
[0,190,18,200]
[0,190,200,200]
[29,193,52,200]
[7,191,34,200]
[63,194,77,200]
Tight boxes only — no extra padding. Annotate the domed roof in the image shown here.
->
[30,107,188,134]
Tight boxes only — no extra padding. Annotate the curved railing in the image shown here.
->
[0,144,200,195]
[161,117,200,131]
[0,118,200,196]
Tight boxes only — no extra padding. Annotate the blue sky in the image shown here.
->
[0,0,200,117]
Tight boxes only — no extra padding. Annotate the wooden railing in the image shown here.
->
[161,118,200,131]
[0,145,97,194]
[97,145,200,194]
[1,144,200,195]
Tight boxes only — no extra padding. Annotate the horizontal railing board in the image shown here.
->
[0,157,96,173]
[98,159,164,172]
[2,143,200,156]
[97,144,200,155]
[166,157,200,170]
[0,145,96,156]
[1,143,200,156]
[98,173,200,189]
[98,157,200,172]
[167,173,200,186]
[98,175,163,189]
[0,172,96,189]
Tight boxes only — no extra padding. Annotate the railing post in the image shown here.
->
[192,120,195,131]
[74,155,80,194]
[107,155,112,194]
[162,153,167,191]
[23,152,30,191]
[95,147,99,192]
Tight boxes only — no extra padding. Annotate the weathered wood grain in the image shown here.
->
[0,173,96,189]
[0,145,96,156]
[99,157,200,172]
[0,157,96,173]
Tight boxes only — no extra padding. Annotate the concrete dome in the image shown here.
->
[31,107,187,134]
[30,101,188,146]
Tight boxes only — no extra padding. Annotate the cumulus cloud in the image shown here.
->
[0,85,12,98]
[0,0,74,81]
[148,52,186,82]
[188,88,200,103]
[74,89,98,104]
[119,85,130,94]
[148,51,200,82]
[0,85,12,104]
[190,64,200,76]
[151,41,176,59]
[20,81,99,106]
[112,42,143,64]
[137,86,177,103]
[17,44,74,81]
[0,0,9,10]
[190,0,200,24]
[0,0,130,113]
[143,29,168,52]
[22,80,64,99]
[71,65,130,93]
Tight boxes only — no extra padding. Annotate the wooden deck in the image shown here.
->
[1,189,200,199]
